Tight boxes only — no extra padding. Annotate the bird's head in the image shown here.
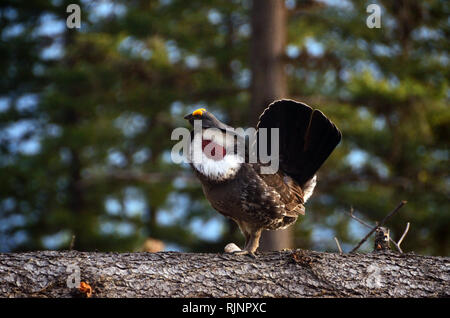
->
[184,107,243,181]
[184,108,232,132]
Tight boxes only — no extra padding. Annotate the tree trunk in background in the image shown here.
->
[250,0,290,251]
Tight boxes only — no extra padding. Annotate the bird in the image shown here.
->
[183,99,341,257]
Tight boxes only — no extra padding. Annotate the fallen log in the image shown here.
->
[0,250,448,297]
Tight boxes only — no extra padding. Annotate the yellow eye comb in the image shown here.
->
[192,108,206,116]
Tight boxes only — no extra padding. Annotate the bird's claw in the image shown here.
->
[232,250,257,258]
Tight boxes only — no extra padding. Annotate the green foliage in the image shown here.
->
[0,0,448,255]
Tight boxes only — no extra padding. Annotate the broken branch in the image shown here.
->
[349,201,407,253]
[348,207,406,253]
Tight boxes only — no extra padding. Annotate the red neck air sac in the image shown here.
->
[202,139,226,160]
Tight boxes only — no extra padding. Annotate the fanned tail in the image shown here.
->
[256,99,341,187]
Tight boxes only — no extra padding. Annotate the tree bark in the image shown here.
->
[250,0,291,251]
[0,250,448,298]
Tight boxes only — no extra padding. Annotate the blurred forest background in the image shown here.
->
[0,0,448,256]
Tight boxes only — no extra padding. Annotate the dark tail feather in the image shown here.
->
[256,99,341,186]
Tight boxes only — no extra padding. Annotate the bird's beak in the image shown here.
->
[184,113,193,120]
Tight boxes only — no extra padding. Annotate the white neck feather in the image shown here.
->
[190,130,243,181]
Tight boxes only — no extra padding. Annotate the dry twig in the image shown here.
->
[69,235,76,251]
[334,237,343,254]
[348,206,372,228]
[347,207,410,253]
[390,222,410,253]
[349,201,407,253]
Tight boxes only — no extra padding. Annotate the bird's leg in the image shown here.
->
[233,229,262,258]
[243,231,251,250]
[233,221,251,251]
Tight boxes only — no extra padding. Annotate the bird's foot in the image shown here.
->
[232,250,257,258]
[224,243,241,253]
[224,242,257,258]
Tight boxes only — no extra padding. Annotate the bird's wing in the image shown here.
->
[256,99,341,187]
[252,164,305,217]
